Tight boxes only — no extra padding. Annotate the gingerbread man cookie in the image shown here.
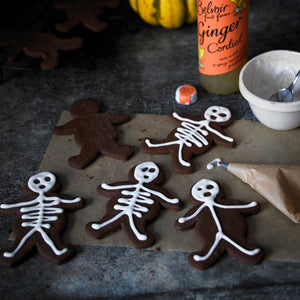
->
[0,172,84,267]
[55,0,120,32]
[141,106,236,174]
[86,161,183,249]
[0,29,83,70]
[53,98,134,169]
[175,179,264,270]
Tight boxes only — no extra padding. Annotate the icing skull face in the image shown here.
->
[204,106,231,123]
[134,162,159,183]
[28,172,56,193]
[191,179,219,202]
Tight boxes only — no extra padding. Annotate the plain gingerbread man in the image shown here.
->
[175,179,264,270]
[53,99,134,169]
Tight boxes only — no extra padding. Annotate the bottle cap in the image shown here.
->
[175,85,197,105]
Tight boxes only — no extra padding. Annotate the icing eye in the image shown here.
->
[149,168,156,173]
[45,177,51,182]
[219,113,227,117]
[210,115,217,120]
[34,179,40,184]
[142,168,148,172]
[207,185,214,189]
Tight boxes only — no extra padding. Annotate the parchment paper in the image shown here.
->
[38,112,300,262]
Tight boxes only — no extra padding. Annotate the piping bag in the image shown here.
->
[207,159,300,223]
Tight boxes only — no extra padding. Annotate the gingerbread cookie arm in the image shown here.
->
[0,197,37,216]
[97,181,134,197]
[208,123,236,148]
[175,204,205,230]
[144,184,182,211]
[82,14,107,32]
[214,199,260,215]
[53,119,81,135]
[108,113,131,125]
[47,193,84,210]
[170,112,202,125]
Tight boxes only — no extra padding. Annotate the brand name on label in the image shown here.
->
[198,1,242,47]
[197,0,230,21]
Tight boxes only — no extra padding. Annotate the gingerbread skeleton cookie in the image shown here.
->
[141,106,236,174]
[86,162,183,248]
[175,179,264,270]
[0,172,84,267]
[53,99,134,169]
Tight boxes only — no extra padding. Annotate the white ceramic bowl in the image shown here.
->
[239,50,300,130]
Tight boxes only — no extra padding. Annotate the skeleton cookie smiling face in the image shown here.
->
[204,106,231,123]
[134,162,159,183]
[191,179,220,202]
[28,172,56,194]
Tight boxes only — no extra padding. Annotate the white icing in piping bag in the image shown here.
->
[206,158,228,170]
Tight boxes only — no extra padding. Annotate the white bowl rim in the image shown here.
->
[239,50,300,113]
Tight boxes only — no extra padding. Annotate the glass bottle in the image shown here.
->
[197,0,249,94]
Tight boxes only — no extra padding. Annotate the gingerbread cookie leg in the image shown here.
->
[100,141,134,161]
[122,218,155,249]
[86,211,155,249]
[224,235,264,265]
[171,146,195,174]
[68,146,98,169]
[86,211,125,239]
[0,228,37,267]
[35,234,74,265]
[188,238,226,270]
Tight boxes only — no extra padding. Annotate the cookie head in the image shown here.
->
[204,106,232,123]
[27,172,56,194]
[191,179,219,202]
[134,162,159,183]
[70,99,100,117]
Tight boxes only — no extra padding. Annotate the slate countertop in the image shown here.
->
[0,1,299,299]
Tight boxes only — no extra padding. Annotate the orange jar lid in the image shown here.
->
[175,85,198,105]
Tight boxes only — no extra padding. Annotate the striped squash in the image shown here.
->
[129,0,197,29]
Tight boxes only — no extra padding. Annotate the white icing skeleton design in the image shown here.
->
[86,162,182,248]
[142,106,235,173]
[175,179,263,269]
[0,172,84,266]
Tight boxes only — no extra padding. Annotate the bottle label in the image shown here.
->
[197,0,249,75]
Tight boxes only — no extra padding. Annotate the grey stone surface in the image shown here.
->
[0,1,299,299]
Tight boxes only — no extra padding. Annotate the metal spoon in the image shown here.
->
[269,70,300,102]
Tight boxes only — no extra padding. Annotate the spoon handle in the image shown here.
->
[289,69,300,91]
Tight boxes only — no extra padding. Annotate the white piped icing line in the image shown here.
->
[177,179,261,262]
[145,106,234,167]
[206,158,222,170]
[1,172,82,258]
[91,162,179,241]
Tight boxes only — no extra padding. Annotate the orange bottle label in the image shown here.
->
[197,0,249,75]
